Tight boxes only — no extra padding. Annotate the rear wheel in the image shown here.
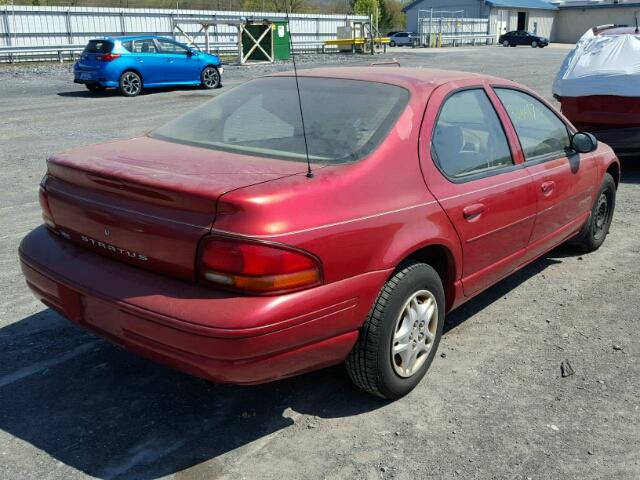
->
[503,40,509,47]
[569,173,616,252]
[389,40,396,47]
[346,263,445,399]
[85,84,105,94]
[119,71,142,97]
[201,66,221,89]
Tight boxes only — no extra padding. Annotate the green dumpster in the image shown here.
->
[272,21,291,61]
[241,22,272,62]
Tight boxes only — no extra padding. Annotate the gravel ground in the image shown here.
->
[1,46,639,480]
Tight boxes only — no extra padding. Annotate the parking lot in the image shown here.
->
[1,46,639,480]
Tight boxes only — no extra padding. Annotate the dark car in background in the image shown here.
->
[74,36,223,97]
[499,30,549,48]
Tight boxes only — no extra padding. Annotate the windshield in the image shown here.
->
[151,76,409,164]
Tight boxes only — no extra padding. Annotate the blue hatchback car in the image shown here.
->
[74,35,223,97]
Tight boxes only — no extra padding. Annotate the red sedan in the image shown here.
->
[19,68,620,399]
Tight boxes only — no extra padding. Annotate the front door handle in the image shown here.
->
[541,181,556,196]
[463,203,485,220]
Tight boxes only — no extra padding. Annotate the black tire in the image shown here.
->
[510,44,517,47]
[201,66,221,89]
[119,71,142,97]
[569,173,616,252]
[346,263,445,400]
[389,40,396,47]
[531,41,538,48]
[85,84,105,94]
[502,40,509,47]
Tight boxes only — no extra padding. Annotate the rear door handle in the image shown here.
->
[463,203,485,220]
[541,181,556,196]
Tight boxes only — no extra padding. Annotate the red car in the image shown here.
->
[19,68,620,399]
[555,26,640,158]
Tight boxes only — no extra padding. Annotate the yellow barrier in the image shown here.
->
[324,37,390,46]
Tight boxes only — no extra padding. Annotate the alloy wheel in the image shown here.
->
[391,290,438,378]
[203,67,220,88]
[122,72,141,96]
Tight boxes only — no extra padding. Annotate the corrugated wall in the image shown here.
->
[555,6,640,43]
[0,6,368,49]
[489,7,556,41]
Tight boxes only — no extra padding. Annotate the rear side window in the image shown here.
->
[121,40,133,52]
[432,89,513,179]
[131,39,158,53]
[495,88,571,162]
[84,40,113,53]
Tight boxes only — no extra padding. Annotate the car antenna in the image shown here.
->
[285,7,314,179]
[635,14,639,33]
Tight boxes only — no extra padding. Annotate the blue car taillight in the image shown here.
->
[96,53,120,62]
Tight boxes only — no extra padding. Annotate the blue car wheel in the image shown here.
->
[201,66,221,89]
[119,71,142,97]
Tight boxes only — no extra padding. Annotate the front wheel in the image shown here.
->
[119,71,142,97]
[389,40,396,47]
[346,263,445,400]
[569,173,616,252]
[201,66,221,89]
[531,41,538,48]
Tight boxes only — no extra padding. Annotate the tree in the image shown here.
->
[379,0,406,31]
[353,0,379,30]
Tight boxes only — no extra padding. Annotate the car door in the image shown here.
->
[492,87,598,262]
[420,81,537,297]
[155,38,199,83]
[130,38,164,85]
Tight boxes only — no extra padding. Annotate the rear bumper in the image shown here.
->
[19,226,389,384]
[74,78,118,88]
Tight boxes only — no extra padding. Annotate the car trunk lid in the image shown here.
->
[76,39,115,71]
[43,136,307,281]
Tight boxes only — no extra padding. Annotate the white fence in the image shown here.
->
[417,14,491,47]
[0,5,368,53]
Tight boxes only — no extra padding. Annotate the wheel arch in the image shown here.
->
[606,160,620,187]
[120,68,143,85]
[393,242,459,312]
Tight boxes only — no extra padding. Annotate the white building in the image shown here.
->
[403,0,640,43]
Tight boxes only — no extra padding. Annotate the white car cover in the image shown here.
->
[553,28,640,98]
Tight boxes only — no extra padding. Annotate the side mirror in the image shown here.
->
[186,49,194,57]
[571,132,598,154]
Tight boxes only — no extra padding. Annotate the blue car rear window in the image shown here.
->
[84,40,113,53]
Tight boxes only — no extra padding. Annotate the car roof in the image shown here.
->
[93,35,175,42]
[271,67,508,92]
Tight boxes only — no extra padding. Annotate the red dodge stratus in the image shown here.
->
[19,68,620,399]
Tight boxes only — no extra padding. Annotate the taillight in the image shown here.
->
[198,236,322,294]
[38,186,55,229]
[96,53,120,61]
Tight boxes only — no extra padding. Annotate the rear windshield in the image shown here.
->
[151,77,409,164]
[84,40,114,53]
